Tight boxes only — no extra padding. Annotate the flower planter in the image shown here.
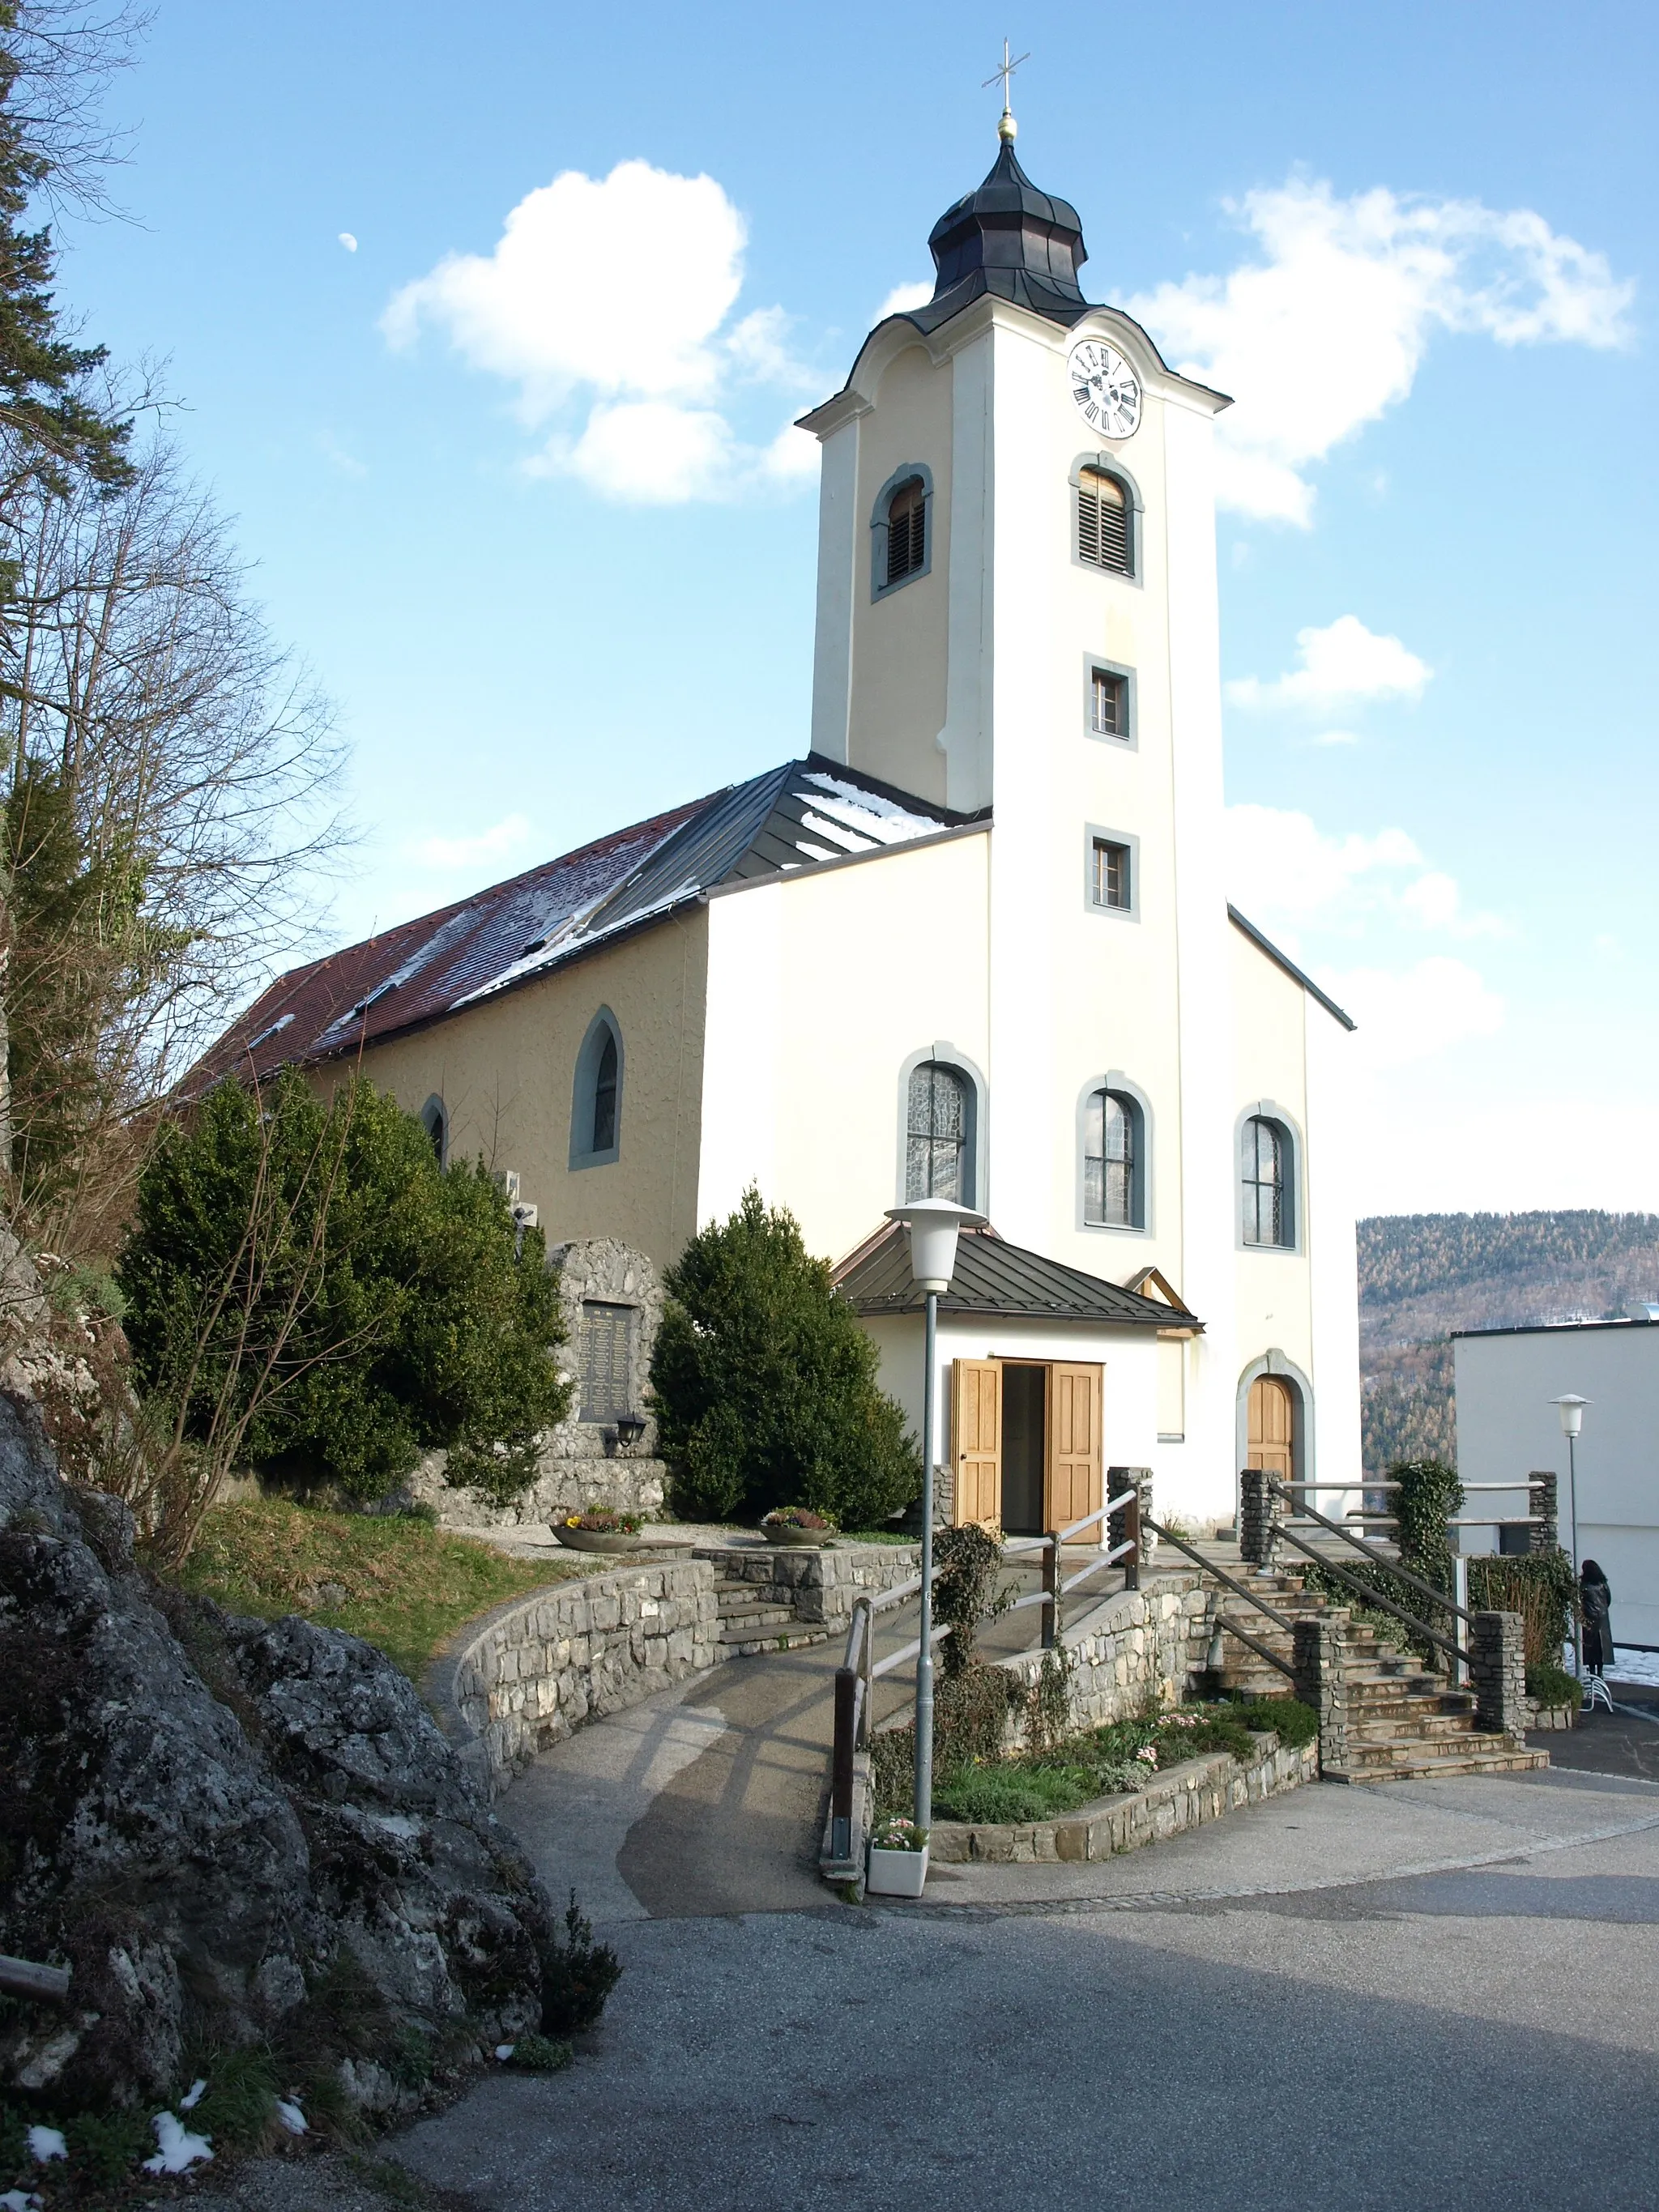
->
[761,1524,830,1548]
[866,1843,929,1897]
[556,1527,646,1554]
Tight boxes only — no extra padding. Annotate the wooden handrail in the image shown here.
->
[0,1955,70,2001]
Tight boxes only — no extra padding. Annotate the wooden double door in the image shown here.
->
[951,1358,1103,1536]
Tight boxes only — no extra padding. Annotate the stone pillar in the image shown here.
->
[1239,1468,1278,1567]
[1528,1472,1559,1556]
[1292,1617,1342,1774]
[1109,1466,1150,1591]
[1469,1609,1527,1737]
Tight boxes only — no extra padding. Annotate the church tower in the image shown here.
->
[798,115,1245,1481]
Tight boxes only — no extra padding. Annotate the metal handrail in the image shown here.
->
[1212,1613,1299,1684]
[1142,1515,1299,1634]
[1266,1478,1477,1630]
[869,1622,953,1681]
[1268,1521,1465,1669]
[1057,1487,1140,1545]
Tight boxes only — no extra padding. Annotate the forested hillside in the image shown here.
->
[1358,1212,1659,1475]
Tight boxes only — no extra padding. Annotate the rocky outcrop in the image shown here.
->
[0,1392,563,2117]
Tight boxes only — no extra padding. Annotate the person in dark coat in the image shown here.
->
[1580,1560,1614,1676]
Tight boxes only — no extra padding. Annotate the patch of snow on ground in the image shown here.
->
[24,2129,64,2163]
[178,2078,207,2110]
[142,2112,214,2173]
[1609,1650,1659,1689]
[275,2099,308,2135]
[1,2189,43,2210]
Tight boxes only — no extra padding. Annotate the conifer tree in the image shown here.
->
[651,1187,919,1528]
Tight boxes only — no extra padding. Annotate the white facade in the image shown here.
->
[772,175,1361,1529]
[1455,1321,1659,1650]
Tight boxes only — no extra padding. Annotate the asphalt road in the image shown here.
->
[191,1658,1659,2212]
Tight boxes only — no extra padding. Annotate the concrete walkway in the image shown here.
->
[388,1753,1659,2212]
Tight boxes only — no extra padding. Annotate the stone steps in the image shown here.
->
[1201,1549,1546,1787]
[1326,1739,1548,1784]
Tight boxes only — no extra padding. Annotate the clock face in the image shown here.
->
[1068,339,1141,440]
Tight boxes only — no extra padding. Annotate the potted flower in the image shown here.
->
[760,1506,836,1549]
[867,1813,928,1897]
[556,1509,647,1554]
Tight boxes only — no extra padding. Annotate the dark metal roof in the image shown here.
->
[911,139,1091,333]
[835,1224,1190,1330]
[192,757,979,1092]
[1227,906,1357,1032]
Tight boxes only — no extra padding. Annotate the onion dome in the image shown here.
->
[905,139,1091,335]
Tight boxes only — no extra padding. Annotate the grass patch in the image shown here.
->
[174,1495,600,1677]
[921,1698,1318,1826]
[840,1528,919,1547]
[932,1761,1101,1822]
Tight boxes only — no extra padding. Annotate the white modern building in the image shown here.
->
[199,121,1363,1536]
[1454,1318,1659,1651]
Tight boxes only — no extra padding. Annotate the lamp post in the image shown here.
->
[885,1200,986,1834]
[1550,1394,1590,1678]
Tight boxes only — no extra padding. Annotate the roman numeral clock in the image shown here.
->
[1067,339,1141,440]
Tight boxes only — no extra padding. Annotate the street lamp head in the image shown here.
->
[1550,1393,1590,1439]
[884,1200,987,1293]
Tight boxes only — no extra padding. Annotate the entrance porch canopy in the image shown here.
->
[833,1222,1202,1333]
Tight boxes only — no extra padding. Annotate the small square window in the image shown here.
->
[1090,668,1126,738]
[1090,837,1131,911]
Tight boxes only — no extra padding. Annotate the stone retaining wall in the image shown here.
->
[929,1733,1319,1865]
[699,1540,922,1626]
[993,1572,1215,1742]
[430,1557,721,1791]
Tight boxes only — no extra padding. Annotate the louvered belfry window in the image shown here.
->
[906,1061,966,1202]
[1077,467,1130,574]
[885,476,927,586]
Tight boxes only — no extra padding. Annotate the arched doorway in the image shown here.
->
[1246,1374,1295,1485]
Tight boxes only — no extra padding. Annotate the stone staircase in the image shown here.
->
[1205,1557,1548,1784]
[711,1574,826,1657]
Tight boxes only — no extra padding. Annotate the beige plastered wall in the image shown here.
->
[306,907,710,1269]
[847,342,953,806]
[1227,927,1316,1407]
[697,829,991,1265]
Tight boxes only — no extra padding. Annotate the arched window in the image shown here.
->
[592,1030,618,1153]
[1077,465,1132,575]
[885,475,927,586]
[906,1060,967,1202]
[419,1094,447,1168]
[570,1008,624,1170]
[1241,1115,1293,1248]
[1084,1088,1144,1228]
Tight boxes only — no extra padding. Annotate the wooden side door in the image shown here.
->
[1044,1363,1103,1534]
[951,1358,1003,1529]
[1247,1375,1295,1485]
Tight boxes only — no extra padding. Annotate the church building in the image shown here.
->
[202,120,1363,1536]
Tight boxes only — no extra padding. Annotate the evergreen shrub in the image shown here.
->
[118,1072,570,1503]
[650,1187,920,1527]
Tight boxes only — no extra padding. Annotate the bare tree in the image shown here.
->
[0,424,351,1240]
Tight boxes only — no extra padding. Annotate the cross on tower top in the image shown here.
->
[981,39,1030,141]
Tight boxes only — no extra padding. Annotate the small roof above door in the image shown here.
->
[835,1224,1201,1331]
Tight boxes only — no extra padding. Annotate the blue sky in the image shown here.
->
[57,0,1659,1215]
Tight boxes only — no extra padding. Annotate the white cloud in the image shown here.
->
[1227,802,1506,945]
[339,232,358,254]
[1354,1093,1659,1213]
[874,279,934,322]
[1311,727,1361,748]
[1128,177,1632,523]
[1324,954,1505,1070]
[405,813,534,872]
[1226,615,1431,716]
[385,160,816,505]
